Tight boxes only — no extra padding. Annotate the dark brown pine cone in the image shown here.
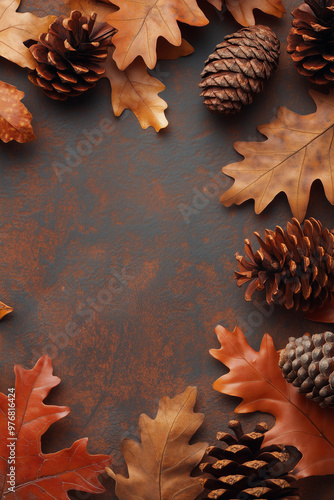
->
[279,331,334,407]
[28,10,116,100]
[199,25,280,114]
[235,218,334,312]
[287,0,334,85]
[200,420,300,500]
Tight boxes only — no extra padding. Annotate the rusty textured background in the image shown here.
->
[0,0,333,498]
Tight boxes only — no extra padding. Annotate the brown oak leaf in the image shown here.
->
[0,81,35,143]
[106,386,207,499]
[0,355,110,498]
[106,0,209,70]
[220,90,334,221]
[210,325,334,478]
[103,49,168,131]
[0,0,55,69]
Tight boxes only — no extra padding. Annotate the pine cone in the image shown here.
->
[28,10,116,100]
[235,217,334,312]
[199,25,280,114]
[200,420,300,500]
[279,331,334,407]
[287,0,334,85]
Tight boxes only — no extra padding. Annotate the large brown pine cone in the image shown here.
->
[200,420,300,500]
[28,10,116,100]
[279,331,334,407]
[199,25,280,114]
[287,0,334,85]
[235,218,334,312]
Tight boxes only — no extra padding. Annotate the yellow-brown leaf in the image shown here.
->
[0,81,35,143]
[0,0,55,69]
[106,0,208,70]
[106,386,207,499]
[221,90,334,221]
[104,50,168,131]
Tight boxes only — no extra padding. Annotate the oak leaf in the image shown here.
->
[106,0,209,70]
[210,324,334,478]
[221,90,334,221]
[106,386,208,499]
[0,355,110,498]
[103,49,168,131]
[0,81,35,143]
[0,0,55,69]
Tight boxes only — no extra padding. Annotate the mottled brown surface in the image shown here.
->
[0,0,333,498]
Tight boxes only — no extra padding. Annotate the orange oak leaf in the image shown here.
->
[0,301,12,319]
[103,49,168,131]
[210,325,334,479]
[106,386,208,499]
[106,0,209,70]
[0,0,55,69]
[0,81,35,143]
[0,355,110,498]
[220,90,334,222]
[224,0,285,26]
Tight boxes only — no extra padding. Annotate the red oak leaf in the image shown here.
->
[0,355,110,498]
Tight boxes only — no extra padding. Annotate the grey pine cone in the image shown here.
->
[279,331,334,407]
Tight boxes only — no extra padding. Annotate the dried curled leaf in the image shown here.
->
[106,386,207,499]
[104,49,168,131]
[106,0,208,70]
[0,81,35,143]
[210,325,334,479]
[0,355,110,498]
[0,0,55,69]
[221,90,334,221]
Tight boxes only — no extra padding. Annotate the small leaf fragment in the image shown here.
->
[0,301,13,320]
[0,81,35,143]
